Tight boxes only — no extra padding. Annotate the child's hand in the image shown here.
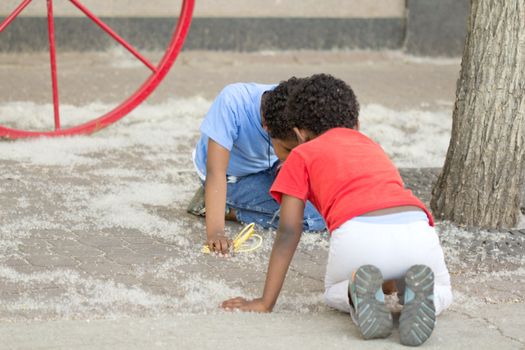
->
[206,233,232,255]
[221,297,272,313]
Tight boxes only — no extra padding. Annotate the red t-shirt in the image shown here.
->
[270,128,434,232]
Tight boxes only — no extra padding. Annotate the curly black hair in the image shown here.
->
[285,73,360,136]
[261,76,305,140]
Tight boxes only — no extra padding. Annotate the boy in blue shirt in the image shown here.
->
[188,81,325,254]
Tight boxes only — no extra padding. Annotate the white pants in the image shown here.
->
[324,216,453,317]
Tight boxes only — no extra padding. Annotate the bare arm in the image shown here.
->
[221,194,305,312]
[205,138,232,254]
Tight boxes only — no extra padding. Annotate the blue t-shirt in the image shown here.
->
[194,83,279,178]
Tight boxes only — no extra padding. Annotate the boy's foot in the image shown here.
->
[348,265,393,340]
[187,187,206,217]
[186,186,233,218]
[399,265,436,347]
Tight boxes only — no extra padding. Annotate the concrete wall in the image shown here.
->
[1,1,405,18]
[406,0,469,56]
[0,0,468,55]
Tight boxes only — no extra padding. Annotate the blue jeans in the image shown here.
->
[220,163,326,232]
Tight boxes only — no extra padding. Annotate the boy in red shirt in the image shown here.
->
[222,74,452,346]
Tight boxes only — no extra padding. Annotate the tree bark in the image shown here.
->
[431,0,525,229]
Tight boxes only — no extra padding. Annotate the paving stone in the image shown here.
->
[29,286,70,299]
[121,236,158,245]
[102,248,162,266]
[126,243,176,257]
[0,281,24,294]
[25,254,79,268]
[77,260,133,277]
[77,236,126,248]
[1,256,30,267]
[18,239,53,255]
[290,254,326,282]
[47,237,87,248]
[27,229,74,240]
[112,231,154,239]
[111,274,144,287]
[9,264,53,275]
[175,263,217,275]
[49,244,105,258]
[486,279,525,296]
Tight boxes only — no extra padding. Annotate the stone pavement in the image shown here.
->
[0,51,524,349]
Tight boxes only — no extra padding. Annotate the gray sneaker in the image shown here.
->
[348,265,393,340]
[399,265,436,346]
[187,186,206,217]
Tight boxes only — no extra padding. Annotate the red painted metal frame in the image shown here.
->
[0,0,194,139]
[0,0,32,32]
[69,0,157,73]
[47,0,61,130]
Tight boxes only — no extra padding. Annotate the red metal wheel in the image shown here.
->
[0,0,194,139]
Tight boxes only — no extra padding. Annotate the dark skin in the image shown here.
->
[204,139,234,256]
[222,194,305,312]
[204,93,271,256]
[221,127,398,312]
[270,137,297,162]
[222,126,303,311]
[203,140,241,255]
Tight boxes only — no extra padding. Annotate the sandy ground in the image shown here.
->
[0,50,524,349]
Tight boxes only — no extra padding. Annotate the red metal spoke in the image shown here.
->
[0,0,195,139]
[47,0,61,130]
[0,0,33,32]
[68,0,157,72]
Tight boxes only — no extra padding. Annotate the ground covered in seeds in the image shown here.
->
[0,50,523,349]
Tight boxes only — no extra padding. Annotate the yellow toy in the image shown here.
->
[201,223,262,254]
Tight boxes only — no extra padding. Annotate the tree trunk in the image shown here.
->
[431,0,525,229]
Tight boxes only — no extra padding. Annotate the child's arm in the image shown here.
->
[205,139,233,254]
[221,194,305,312]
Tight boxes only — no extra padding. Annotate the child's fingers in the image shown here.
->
[229,297,246,303]
[221,297,247,309]
[206,236,233,255]
[218,238,232,255]
[206,239,217,253]
[209,239,225,254]
[221,300,233,309]
[220,300,231,310]
[214,240,224,254]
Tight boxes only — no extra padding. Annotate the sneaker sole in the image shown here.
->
[353,265,393,339]
[186,186,206,217]
[399,265,436,346]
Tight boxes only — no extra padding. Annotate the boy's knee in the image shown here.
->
[434,285,453,316]
[323,284,352,314]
